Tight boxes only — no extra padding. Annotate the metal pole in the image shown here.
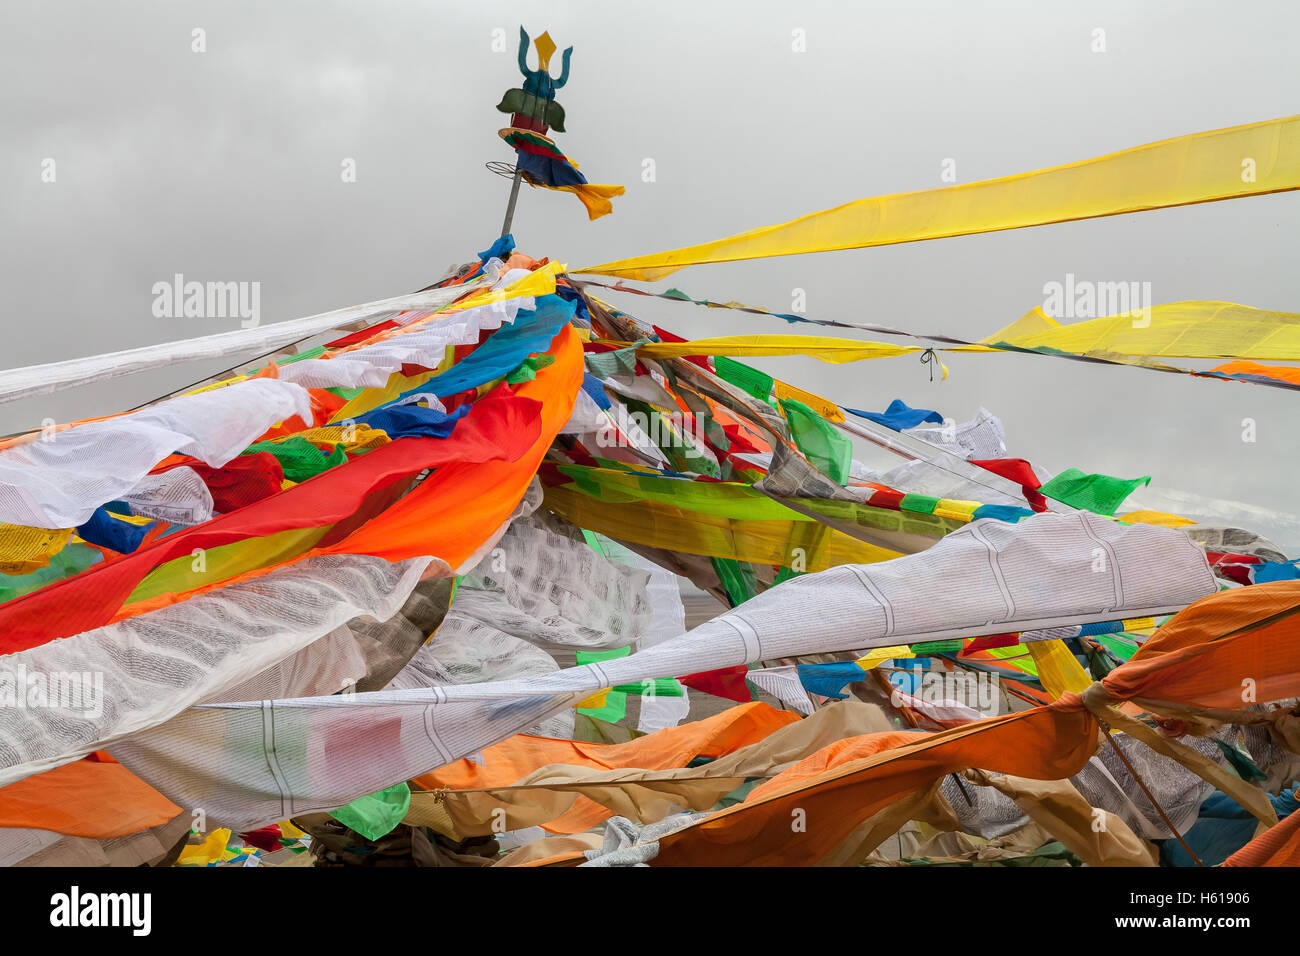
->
[500,167,523,238]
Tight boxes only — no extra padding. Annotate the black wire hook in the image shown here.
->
[919,348,939,381]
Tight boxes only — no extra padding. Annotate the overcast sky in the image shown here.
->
[2,1,1298,543]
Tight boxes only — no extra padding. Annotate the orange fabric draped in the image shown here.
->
[413,702,795,791]
[3,324,584,640]
[313,323,583,566]
[412,702,800,833]
[645,583,1300,865]
[0,753,181,839]
[651,705,1095,866]
[1096,580,1300,709]
[519,583,1300,866]
[1223,802,1300,867]
[1209,360,1300,387]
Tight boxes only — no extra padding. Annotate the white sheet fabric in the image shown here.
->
[0,283,482,406]
[387,519,656,737]
[636,687,693,734]
[275,297,533,390]
[437,519,655,664]
[855,458,1029,506]
[0,378,313,528]
[0,553,437,789]
[0,293,543,530]
[387,624,576,741]
[744,665,815,715]
[837,413,1063,510]
[383,518,672,737]
[592,533,685,651]
[106,511,1215,831]
[0,480,547,792]
[119,465,215,526]
[903,407,1008,461]
[559,387,609,436]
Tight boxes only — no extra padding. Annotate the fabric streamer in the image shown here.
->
[0,282,483,407]
[579,279,1300,393]
[576,115,1300,280]
[95,512,1212,832]
[4,166,1300,873]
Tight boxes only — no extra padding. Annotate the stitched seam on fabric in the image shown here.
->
[967,523,1016,623]
[1078,513,1123,611]
[262,701,293,819]
[846,564,895,636]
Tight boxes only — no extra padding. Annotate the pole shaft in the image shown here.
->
[500,168,523,238]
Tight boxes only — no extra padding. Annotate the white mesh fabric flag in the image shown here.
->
[0,282,482,406]
[106,512,1215,831]
[119,466,215,526]
[903,407,1008,461]
[443,520,656,666]
[744,666,815,715]
[386,517,659,733]
[0,481,548,789]
[276,297,533,390]
[0,377,313,528]
[0,553,437,788]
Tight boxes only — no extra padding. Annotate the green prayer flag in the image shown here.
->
[899,493,942,515]
[584,345,641,382]
[1039,468,1151,515]
[325,386,366,401]
[329,782,411,841]
[910,639,962,654]
[779,398,851,484]
[714,356,774,405]
[712,556,758,606]
[244,436,347,483]
[613,677,685,697]
[505,352,556,384]
[276,345,327,366]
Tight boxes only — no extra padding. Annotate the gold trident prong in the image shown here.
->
[534,31,557,72]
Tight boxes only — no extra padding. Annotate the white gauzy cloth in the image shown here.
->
[382,518,667,737]
[636,688,692,734]
[0,553,437,789]
[579,813,707,867]
[903,408,1008,461]
[275,297,533,390]
[388,518,656,724]
[837,412,1053,511]
[106,511,1215,831]
[445,520,654,663]
[0,377,313,528]
[119,466,215,526]
[855,459,1028,506]
[745,666,815,715]
[0,283,482,406]
[388,617,573,738]
[0,477,546,792]
[1070,728,1236,839]
[592,533,685,651]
